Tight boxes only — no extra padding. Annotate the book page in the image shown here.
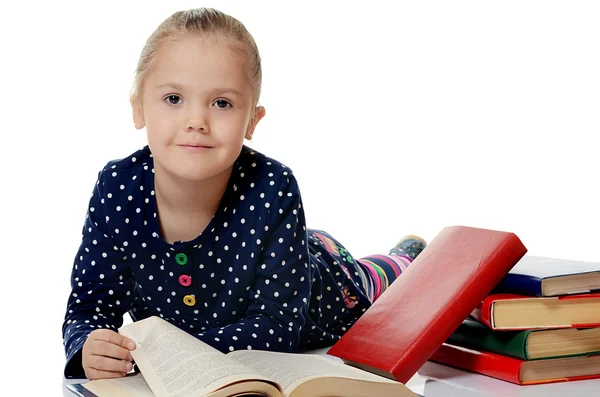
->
[119,316,276,397]
[228,350,398,391]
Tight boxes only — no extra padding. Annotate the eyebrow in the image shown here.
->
[155,83,185,91]
[154,83,245,97]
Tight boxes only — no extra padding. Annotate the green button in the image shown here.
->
[175,253,188,265]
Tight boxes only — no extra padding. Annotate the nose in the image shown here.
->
[185,108,209,134]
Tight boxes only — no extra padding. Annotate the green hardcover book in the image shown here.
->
[447,317,600,360]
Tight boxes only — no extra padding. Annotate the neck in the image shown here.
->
[154,164,233,214]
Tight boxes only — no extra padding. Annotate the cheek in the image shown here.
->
[146,106,178,135]
[217,111,252,137]
[146,130,165,157]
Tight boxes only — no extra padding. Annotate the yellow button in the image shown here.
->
[183,294,196,306]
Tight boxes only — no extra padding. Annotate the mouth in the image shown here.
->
[178,144,213,151]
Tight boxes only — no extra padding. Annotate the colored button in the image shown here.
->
[176,253,188,265]
[179,274,192,287]
[183,294,196,306]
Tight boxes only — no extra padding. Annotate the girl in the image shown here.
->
[62,8,426,380]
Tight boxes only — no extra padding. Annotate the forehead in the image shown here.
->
[146,34,253,92]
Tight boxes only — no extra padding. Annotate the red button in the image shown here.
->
[179,274,192,287]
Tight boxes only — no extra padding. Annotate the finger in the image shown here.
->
[89,339,134,362]
[92,329,136,351]
[85,367,128,380]
[88,354,133,374]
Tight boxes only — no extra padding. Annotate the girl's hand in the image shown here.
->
[82,329,137,379]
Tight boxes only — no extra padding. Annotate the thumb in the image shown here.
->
[122,336,136,351]
[113,332,136,351]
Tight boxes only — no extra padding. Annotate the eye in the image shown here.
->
[213,99,232,109]
[164,95,182,105]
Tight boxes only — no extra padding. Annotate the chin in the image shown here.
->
[174,163,233,182]
[154,147,238,181]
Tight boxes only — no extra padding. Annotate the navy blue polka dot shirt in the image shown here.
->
[62,145,370,378]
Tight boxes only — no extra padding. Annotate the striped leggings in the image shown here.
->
[308,229,415,304]
[355,254,412,303]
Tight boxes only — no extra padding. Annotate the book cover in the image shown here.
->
[447,317,530,360]
[447,317,600,360]
[417,360,600,396]
[493,256,600,297]
[429,343,600,385]
[327,225,527,384]
[472,292,600,330]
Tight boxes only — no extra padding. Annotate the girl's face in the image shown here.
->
[133,34,264,182]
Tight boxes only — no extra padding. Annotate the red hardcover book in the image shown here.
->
[472,292,600,330]
[326,225,527,384]
[430,343,600,385]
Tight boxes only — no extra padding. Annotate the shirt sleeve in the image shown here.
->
[62,169,135,378]
[195,171,311,353]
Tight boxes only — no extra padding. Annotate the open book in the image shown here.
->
[66,316,416,397]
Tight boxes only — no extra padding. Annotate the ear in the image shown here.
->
[245,106,266,140]
[130,96,146,130]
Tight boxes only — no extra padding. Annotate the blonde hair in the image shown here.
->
[130,8,262,105]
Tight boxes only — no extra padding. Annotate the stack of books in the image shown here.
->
[326,226,600,387]
[430,256,600,385]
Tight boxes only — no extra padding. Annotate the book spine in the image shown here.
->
[430,343,523,385]
[471,300,493,329]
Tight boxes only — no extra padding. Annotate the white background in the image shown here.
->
[0,0,598,393]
